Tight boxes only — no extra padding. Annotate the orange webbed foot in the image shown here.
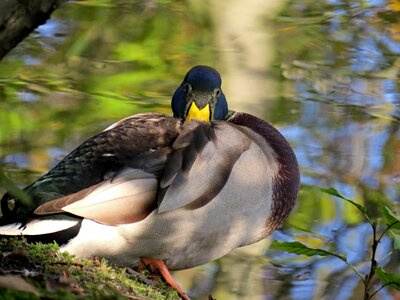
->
[140,257,190,300]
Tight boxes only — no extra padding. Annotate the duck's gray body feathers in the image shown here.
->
[0,111,299,270]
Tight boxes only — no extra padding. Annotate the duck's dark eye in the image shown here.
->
[215,89,221,97]
[184,84,191,94]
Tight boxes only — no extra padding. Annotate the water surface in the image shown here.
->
[0,0,399,299]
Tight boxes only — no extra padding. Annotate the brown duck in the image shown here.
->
[0,65,300,299]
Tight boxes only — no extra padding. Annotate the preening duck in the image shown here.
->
[0,65,300,299]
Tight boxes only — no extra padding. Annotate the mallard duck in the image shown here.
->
[0,66,299,299]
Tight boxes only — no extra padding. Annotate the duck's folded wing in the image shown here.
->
[35,168,158,225]
[157,121,251,213]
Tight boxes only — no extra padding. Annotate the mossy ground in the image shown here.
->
[0,237,180,299]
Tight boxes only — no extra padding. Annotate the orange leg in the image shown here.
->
[140,257,190,300]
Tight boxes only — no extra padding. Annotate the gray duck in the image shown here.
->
[0,65,300,299]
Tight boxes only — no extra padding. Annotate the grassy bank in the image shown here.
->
[0,237,180,299]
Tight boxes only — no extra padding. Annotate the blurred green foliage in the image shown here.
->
[0,0,220,169]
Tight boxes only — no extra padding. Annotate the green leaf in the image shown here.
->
[382,207,400,230]
[387,231,400,250]
[320,187,367,213]
[270,241,346,261]
[271,241,367,281]
[0,168,31,206]
[376,267,400,291]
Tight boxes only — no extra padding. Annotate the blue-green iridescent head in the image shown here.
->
[171,66,228,122]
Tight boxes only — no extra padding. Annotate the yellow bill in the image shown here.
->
[186,102,210,122]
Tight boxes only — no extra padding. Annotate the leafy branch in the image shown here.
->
[271,187,400,300]
[0,166,31,206]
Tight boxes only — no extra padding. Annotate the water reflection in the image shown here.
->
[0,0,399,299]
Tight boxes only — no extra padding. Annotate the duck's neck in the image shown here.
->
[227,112,300,234]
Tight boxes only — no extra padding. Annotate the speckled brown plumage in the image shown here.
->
[1,113,180,223]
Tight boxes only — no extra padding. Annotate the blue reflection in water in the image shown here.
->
[367,130,388,175]
[350,37,384,73]
[17,91,39,102]
[4,153,30,168]
[48,147,68,166]
[21,55,41,65]
[36,19,66,39]
[381,35,400,54]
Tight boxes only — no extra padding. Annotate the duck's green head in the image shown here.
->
[172,65,228,122]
